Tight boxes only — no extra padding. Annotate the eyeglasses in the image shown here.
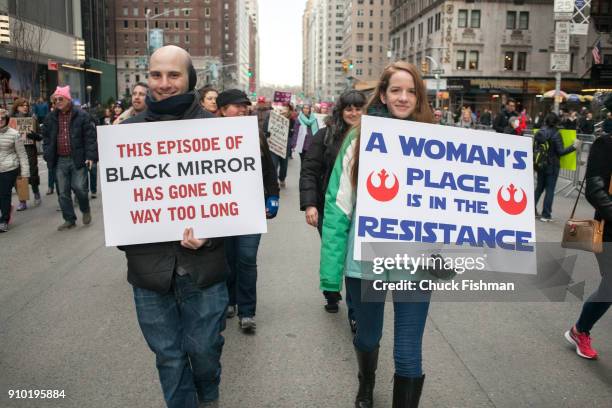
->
[54,97,65,102]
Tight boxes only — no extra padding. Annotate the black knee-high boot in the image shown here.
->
[354,346,379,408]
[392,373,425,408]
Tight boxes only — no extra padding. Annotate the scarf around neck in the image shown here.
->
[145,91,199,121]
[298,111,319,133]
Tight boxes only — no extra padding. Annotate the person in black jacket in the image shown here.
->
[42,85,97,230]
[11,98,42,209]
[533,113,580,222]
[299,90,366,325]
[564,122,612,360]
[217,89,280,333]
[119,46,228,408]
[492,98,516,133]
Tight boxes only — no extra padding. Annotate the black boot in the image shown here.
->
[354,346,379,408]
[392,373,425,408]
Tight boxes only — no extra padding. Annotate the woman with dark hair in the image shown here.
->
[320,61,434,407]
[199,86,219,115]
[11,98,42,209]
[564,121,612,360]
[533,112,581,222]
[111,103,124,123]
[0,108,29,232]
[300,90,366,322]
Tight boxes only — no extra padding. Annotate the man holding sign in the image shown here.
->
[118,46,228,408]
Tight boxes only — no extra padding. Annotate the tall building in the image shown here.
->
[342,0,392,88]
[302,0,348,101]
[389,0,610,113]
[0,0,116,105]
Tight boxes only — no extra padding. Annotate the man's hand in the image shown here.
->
[85,160,94,170]
[305,206,318,227]
[180,227,208,249]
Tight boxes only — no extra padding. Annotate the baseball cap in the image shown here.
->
[217,89,252,108]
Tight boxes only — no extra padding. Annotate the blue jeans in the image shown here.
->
[48,164,58,192]
[346,277,431,377]
[133,276,228,407]
[534,166,560,219]
[55,157,89,223]
[576,249,612,333]
[225,234,261,318]
[88,162,97,194]
[270,152,288,182]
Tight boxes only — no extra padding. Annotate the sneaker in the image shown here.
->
[539,217,552,222]
[46,188,54,195]
[324,301,339,313]
[16,202,27,211]
[0,222,8,232]
[279,180,286,188]
[226,305,236,319]
[349,318,357,334]
[82,212,92,225]
[33,193,42,206]
[91,193,97,199]
[57,221,76,231]
[565,326,598,360]
[239,316,256,332]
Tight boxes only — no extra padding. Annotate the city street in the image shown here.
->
[0,155,610,408]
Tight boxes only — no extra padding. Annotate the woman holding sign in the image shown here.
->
[320,62,433,408]
[11,98,42,209]
[0,109,30,232]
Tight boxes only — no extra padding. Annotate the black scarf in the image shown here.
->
[145,91,201,121]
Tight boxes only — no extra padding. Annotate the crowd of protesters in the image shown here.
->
[1,44,610,408]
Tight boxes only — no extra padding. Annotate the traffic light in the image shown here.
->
[341,59,349,73]
[421,60,429,74]
[348,59,354,70]
[247,68,253,78]
[252,92,257,97]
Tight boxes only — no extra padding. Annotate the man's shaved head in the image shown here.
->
[148,45,192,101]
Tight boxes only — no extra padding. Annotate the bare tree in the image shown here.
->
[10,16,47,100]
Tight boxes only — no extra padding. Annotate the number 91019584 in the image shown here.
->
[8,390,66,399]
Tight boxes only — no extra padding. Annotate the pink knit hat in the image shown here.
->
[52,85,72,101]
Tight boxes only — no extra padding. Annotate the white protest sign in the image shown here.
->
[555,21,571,52]
[97,116,267,247]
[267,110,290,159]
[295,123,307,153]
[315,113,327,130]
[354,116,536,274]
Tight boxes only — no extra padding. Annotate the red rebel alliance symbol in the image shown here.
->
[497,184,527,215]
[367,169,399,202]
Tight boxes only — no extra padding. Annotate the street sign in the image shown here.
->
[555,21,571,52]
[555,12,573,20]
[575,0,586,8]
[551,53,571,72]
[570,23,589,35]
[431,68,445,75]
[426,78,447,90]
[554,0,574,13]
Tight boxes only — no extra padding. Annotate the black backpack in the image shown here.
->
[533,129,552,171]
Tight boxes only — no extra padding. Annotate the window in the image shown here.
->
[185,21,190,29]
[185,35,190,43]
[368,45,373,52]
[134,33,139,42]
[519,12,529,30]
[517,52,527,71]
[469,51,479,70]
[456,50,466,70]
[133,8,139,16]
[184,9,190,16]
[123,20,128,28]
[124,61,129,69]
[134,20,138,28]
[123,7,128,16]
[123,34,128,42]
[205,7,210,17]
[435,13,441,31]
[470,10,480,28]
[427,17,433,34]
[458,10,468,28]
[357,9,364,16]
[506,11,516,29]
[504,52,514,70]
[369,10,373,17]
[356,45,363,52]
[135,74,140,82]
[368,33,373,41]
[410,27,415,42]
[418,23,423,39]
[357,21,364,28]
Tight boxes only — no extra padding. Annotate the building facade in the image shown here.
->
[389,0,611,113]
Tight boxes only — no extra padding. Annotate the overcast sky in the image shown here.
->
[258,0,307,86]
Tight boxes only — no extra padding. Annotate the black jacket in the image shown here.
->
[534,127,575,169]
[299,126,344,212]
[118,93,228,294]
[585,134,612,241]
[493,108,515,133]
[42,107,98,169]
[260,134,280,198]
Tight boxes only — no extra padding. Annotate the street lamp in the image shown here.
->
[145,8,192,58]
[425,56,444,109]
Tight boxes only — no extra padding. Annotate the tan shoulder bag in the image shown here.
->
[561,176,611,253]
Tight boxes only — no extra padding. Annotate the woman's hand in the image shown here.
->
[305,206,319,227]
[180,227,208,249]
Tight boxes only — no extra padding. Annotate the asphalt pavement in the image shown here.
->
[0,156,610,408]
